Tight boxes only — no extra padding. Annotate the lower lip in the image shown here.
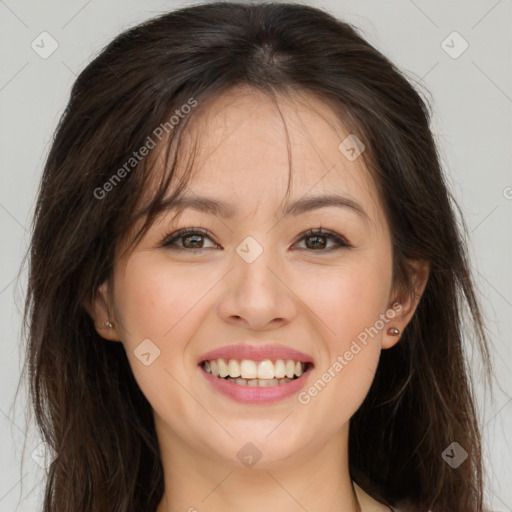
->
[199,365,313,404]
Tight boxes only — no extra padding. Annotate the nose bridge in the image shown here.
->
[234,233,282,301]
[217,233,297,328]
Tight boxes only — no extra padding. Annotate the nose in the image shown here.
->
[216,245,298,331]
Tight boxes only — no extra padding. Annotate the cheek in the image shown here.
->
[300,253,393,343]
[113,255,212,345]
[293,252,392,417]
[111,256,214,394]
[111,256,215,418]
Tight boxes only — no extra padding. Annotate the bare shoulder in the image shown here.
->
[353,483,398,512]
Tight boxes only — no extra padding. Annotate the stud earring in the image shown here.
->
[104,321,113,328]
[387,327,400,336]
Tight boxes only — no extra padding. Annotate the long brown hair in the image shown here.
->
[23,2,492,511]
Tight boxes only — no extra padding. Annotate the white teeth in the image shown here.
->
[240,360,258,379]
[285,360,296,378]
[202,358,308,380]
[274,359,286,378]
[228,359,241,378]
[257,360,274,379]
[226,377,293,386]
[218,358,229,378]
[210,360,219,377]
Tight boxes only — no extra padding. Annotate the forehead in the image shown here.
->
[170,86,381,214]
[127,85,389,248]
[185,87,354,175]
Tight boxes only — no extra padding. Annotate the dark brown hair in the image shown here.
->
[23,2,492,511]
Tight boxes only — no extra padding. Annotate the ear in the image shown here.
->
[83,281,121,342]
[382,259,430,349]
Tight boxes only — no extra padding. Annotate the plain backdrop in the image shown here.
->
[0,0,511,510]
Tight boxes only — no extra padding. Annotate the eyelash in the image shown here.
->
[160,226,352,252]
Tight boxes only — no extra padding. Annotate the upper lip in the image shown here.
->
[198,344,315,365]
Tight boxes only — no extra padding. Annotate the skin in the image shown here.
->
[89,86,429,512]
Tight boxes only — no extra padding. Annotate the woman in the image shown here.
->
[24,2,492,511]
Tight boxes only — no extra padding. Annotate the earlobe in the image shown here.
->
[387,327,401,337]
[382,259,430,349]
[95,319,120,342]
[382,325,401,349]
[83,281,121,342]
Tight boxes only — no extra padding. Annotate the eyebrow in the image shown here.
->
[157,193,369,222]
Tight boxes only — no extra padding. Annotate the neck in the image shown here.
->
[155,420,361,512]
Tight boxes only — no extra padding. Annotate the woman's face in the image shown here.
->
[94,87,412,469]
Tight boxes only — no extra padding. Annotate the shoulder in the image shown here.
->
[389,500,418,512]
[353,483,399,512]
[353,483,417,512]
[390,502,423,512]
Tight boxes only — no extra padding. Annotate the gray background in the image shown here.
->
[0,0,511,510]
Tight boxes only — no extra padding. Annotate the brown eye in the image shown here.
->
[162,228,218,250]
[305,234,327,249]
[181,233,206,249]
[295,229,351,251]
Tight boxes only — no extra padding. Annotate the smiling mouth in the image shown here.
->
[200,358,312,387]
